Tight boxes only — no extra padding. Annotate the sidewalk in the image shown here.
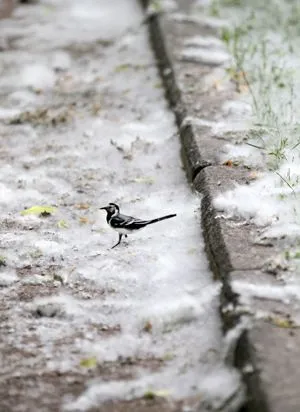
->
[142,0,300,411]
[0,1,244,411]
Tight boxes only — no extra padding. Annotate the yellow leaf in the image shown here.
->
[79,356,97,369]
[0,256,6,267]
[21,205,57,216]
[269,316,296,328]
[57,220,69,229]
[162,352,174,361]
[144,389,170,399]
[115,64,130,72]
[133,176,155,184]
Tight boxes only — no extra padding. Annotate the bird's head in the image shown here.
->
[100,202,120,216]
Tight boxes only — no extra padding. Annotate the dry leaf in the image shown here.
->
[143,320,153,333]
[79,216,89,224]
[75,203,90,210]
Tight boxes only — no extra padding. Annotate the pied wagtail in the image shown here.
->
[100,203,176,249]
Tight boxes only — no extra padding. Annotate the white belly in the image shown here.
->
[113,227,144,235]
[114,228,132,235]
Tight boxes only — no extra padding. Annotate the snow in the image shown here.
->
[181,115,250,136]
[180,48,230,66]
[0,268,18,287]
[21,64,56,90]
[189,0,300,244]
[232,281,300,305]
[171,12,230,29]
[219,143,265,168]
[214,167,300,227]
[183,35,224,49]
[0,0,242,410]
[181,34,230,66]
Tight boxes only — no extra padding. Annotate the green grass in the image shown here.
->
[205,0,300,177]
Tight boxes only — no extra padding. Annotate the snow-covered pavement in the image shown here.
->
[0,1,242,410]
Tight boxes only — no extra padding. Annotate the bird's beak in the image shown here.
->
[100,206,107,210]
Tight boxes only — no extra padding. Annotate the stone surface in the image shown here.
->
[194,166,281,272]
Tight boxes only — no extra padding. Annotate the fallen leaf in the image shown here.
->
[115,64,130,72]
[248,171,259,180]
[223,160,233,167]
[144,389,170,400]
[57,220,69,229]
[222,160,240,167]
[21,205,57,216]
[79,216,89,224]
[79,356,97,369]
[212,78,222,90]
[75,203,90,210]
[268,316,297,329]
[0,256,7,267]
[91,102,101,115]
[53,273,64,284]
[162,352,174,361]
[133,176,155,184]
[143,320,153,333]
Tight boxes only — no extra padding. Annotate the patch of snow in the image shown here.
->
[197,367,245,411]
[221,100,252,119]
[232,281,300,304]
[171,13,230,29]
[214,161,300,230]
[181,48,230,66]
[20,64,56,90]
[182,116,249,136]
[51,51,72,72]
[219,143,265,168]
[0,269,18,287]
[0,107,20,120]
[183,35,224,49]
[260,223,300,239]
[64,378,150,411]
[8,90,38,107]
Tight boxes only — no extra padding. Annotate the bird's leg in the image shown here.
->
[111,234,122,249]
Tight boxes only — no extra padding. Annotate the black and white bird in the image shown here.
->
[100,202,176,249]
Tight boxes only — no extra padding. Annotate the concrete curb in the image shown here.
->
[140,4,270,411]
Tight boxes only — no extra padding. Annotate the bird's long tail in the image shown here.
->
[146,214,177,225]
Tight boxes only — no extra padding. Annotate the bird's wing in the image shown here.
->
[110,214,149,229]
